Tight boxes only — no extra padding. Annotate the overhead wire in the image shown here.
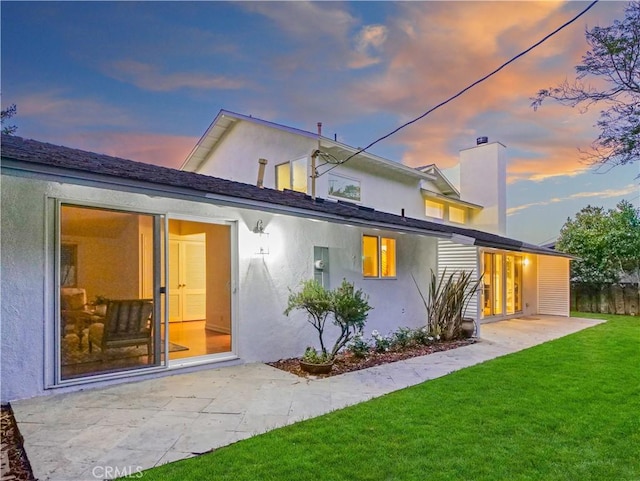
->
[316,0,600,178]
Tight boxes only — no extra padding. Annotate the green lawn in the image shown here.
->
[139,313,639,481]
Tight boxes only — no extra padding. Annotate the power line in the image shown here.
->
[318,0,600,177]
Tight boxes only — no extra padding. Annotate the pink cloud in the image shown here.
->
[63,131,198,169]
[16,90,133,128]
[342,1,626,183]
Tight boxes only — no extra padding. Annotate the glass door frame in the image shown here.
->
[165,214,238,368]
[481,250,524,320]
[51,199,169,387]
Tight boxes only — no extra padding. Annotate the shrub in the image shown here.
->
[371,330,392,353]
[302,346,332,364]
[389,327,414,350]
[347,335,370,358]
[285,280,332,356]
[286,279,373,361]
[329,280,373,358]
[412,327,437,346]
[413,269,483,340]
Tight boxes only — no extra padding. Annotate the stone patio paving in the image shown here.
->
[12,315,604,481]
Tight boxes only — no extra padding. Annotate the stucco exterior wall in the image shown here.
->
[459,142,507,235]
[1,175,49,402]
[314,162,425,219]
[194,121,315,188]
[1,173,437,401]
[193,121,435,222]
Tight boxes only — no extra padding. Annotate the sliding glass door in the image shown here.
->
[58,204,164,381]
[483,252,523,318]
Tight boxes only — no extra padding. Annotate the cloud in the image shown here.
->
[240,2,388,72]
[339,1,626,182]
[62,131,198,169]
[106,60,249,92]
[10,90,195,167]
[13,90,134,128]
[349,24,388,69]
[507,184,639,216]
[240,2,356,42]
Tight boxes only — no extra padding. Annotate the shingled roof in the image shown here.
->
[0,134,566,257]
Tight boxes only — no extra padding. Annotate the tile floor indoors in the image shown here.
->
[12,315,604,481]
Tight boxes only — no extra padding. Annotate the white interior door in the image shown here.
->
[168,236,206,322]
[182,240,206,320]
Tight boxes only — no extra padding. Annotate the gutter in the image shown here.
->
[1,160,457,241]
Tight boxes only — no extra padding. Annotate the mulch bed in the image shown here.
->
[268,338,477,378]
[1,405,35,481]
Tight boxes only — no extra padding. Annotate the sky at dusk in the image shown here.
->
[2,1,638,244]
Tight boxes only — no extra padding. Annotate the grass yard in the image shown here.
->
[138,313,639,481]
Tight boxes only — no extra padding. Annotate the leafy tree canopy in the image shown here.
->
[556,200,640,287]
[532,1,640,170]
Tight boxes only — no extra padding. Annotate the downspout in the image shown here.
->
[312,122,322,200]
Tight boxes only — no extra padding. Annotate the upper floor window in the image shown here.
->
[425,200,444,219]
[449,206,466,224]
[362,235,396,278]
[276,158,307,193]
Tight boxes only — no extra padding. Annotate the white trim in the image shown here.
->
[44,197,57,389]
[362,233,397,280]
[50,198,170,388]
[165,213,238,364]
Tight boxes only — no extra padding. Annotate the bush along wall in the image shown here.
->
[571,283,639,315]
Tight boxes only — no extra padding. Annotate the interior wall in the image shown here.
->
[61,210,141,302]
[168,220,231,333]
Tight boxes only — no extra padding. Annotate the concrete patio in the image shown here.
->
[12,315,604,481]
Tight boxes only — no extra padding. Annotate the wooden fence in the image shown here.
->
[571,283,639,315]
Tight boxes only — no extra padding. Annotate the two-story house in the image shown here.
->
[1,117,570,402]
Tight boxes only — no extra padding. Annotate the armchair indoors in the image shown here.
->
[60,287,94,347]
[88,299,154,363]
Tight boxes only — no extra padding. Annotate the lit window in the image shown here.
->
[362,235,396,278]
[276,163,290,190]
[381,238,396,277]
[425,200,444,219]
[362,235,378,277]
[449,206,466,224]
[276,158,307,193]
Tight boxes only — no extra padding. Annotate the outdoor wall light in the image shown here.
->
[523,257,530,267]
[252,219,270,255]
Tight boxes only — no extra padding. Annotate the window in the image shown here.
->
[362,235,396,278]
[58,204,163,381]
[425,200,444,219]
[449,206,466,224]
[276,158,307,193]
[484,252,523,317]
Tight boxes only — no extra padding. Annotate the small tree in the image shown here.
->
[284,280,332,356]
[285,279,372,361]
[329,279,372,358]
